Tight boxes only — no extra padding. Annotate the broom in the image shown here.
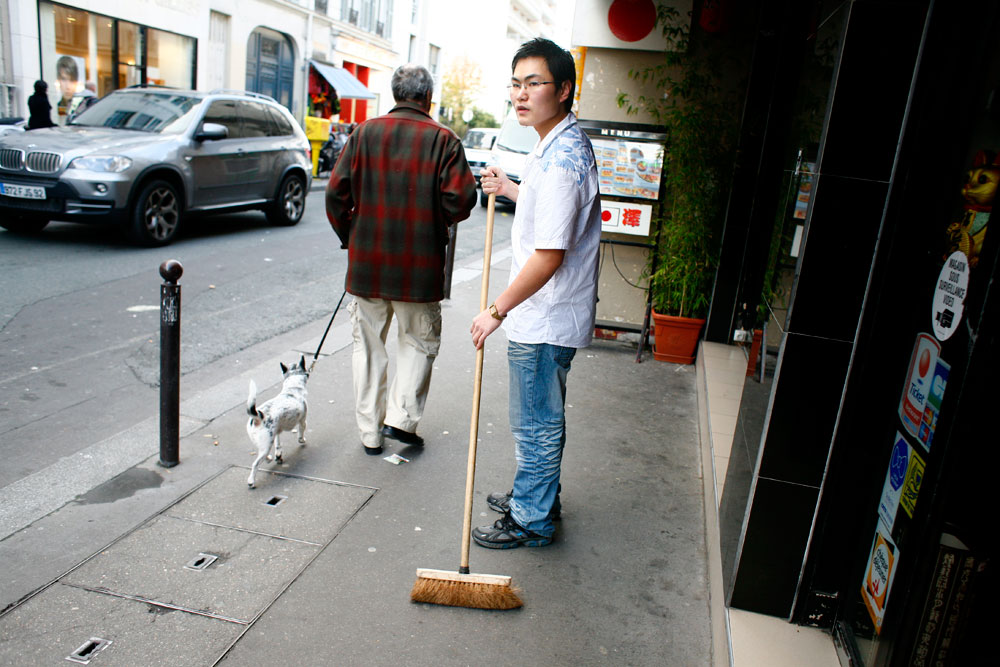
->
[410,192,523,610]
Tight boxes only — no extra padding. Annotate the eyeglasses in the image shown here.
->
[506,81,555,93]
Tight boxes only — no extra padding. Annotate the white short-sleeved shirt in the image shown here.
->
[502,112,602,349]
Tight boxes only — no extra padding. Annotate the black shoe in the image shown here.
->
[472,511,552,549]
[362,443,383,455]
[381,425,424,446]
[487,487,561,520]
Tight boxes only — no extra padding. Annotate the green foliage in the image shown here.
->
[617,6,742,319]
[468,108,499,130]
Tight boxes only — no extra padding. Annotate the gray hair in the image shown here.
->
[391,64,434,103]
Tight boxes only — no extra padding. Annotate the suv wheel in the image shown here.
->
[267,173,305,226]
[0,216,49,234]
[129,180,181,246]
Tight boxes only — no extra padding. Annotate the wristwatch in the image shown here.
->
[489,303,506,320]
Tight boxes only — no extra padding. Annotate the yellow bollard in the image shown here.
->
[304,116,332,177]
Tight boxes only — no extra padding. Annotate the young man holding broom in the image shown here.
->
[471,38,602,549]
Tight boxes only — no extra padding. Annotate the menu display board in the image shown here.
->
[591,138,664,201]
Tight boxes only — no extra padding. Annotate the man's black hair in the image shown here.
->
[511,38,575,113]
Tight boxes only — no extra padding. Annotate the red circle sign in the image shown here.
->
[918,349,930,377]
[601,210,613,222]
[608,0,656,42]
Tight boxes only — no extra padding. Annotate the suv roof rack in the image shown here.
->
[208,89,277,103]
[124,83,177,90]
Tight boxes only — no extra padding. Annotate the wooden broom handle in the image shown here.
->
[460,192,496,572]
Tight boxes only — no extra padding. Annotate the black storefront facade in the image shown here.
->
[704,1,997,665]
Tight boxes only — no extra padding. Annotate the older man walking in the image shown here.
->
[326,64,477,455]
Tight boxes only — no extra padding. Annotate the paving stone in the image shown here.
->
[0,583,242,666]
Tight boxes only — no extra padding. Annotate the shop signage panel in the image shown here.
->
[591,138,663,201]
[600,200,652,236]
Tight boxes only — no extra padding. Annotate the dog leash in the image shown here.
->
[309,288,348,373]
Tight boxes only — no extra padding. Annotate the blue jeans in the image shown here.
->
[507,341,576,537]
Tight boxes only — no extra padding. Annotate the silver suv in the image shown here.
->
[0,87,312,246]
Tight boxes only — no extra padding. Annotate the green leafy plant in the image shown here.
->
[618,6,743,319]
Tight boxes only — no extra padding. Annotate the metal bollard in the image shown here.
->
[159,259,183,468]
[443,223,457,299]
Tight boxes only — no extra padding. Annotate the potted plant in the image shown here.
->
[618,5,744,363]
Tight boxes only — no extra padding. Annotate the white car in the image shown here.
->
[480,110,538,206]
[461,127,499,185]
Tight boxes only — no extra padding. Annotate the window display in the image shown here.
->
[39,2,195,124]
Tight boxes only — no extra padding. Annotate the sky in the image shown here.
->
[434,0,578,122]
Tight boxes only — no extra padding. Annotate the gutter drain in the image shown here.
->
[66,637,111,664]
[184,553,219,571]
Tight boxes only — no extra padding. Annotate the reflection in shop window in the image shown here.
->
[38,1,194,124]
[147,29,194,89]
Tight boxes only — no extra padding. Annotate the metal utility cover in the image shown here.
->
[165,467,375,544]
[63,515,319,623]
[0,583,241,666]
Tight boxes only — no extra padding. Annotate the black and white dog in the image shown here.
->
[246,356,309,488]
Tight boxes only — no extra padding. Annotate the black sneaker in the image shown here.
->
[472,512,552,549]
[487,487,561,520]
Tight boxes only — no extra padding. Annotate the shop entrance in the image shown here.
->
[246,27,294,111]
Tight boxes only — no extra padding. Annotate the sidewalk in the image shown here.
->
[0,248,712,665]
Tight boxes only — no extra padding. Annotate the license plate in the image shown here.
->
[0,183,46,200]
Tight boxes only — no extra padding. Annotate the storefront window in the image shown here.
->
[118,22,142,89]
[39,2,195,124]
[147,30,195,90]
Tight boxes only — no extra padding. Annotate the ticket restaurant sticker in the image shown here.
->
[862,522,899,634]
[898,333,941,440]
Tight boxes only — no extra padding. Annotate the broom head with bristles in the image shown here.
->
[410,568,523,610]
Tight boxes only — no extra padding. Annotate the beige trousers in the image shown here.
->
[348,296,442,447]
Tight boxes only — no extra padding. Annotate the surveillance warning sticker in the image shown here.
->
[932,251,969,341]
[898,334,941,440]
[862,522,899,634]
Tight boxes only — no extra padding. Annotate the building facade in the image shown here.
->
[2,0,412,125]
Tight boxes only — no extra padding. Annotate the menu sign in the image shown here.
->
[591,138,663,200]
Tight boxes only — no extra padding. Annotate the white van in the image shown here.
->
[461,127,499,185]
[481,109,538,206]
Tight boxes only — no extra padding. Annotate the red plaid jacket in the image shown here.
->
[326,102,477,302]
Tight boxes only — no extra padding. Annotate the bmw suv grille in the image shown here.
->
[0,148,24,170]
[26,151,62,173]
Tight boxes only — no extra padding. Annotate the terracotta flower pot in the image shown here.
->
[651,311,706,364]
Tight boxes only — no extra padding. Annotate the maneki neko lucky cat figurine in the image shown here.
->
[945,149,998,269]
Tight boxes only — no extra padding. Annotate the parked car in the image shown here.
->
[480,111,537,206]
[0,86,312,246]
[461,127,499,185]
